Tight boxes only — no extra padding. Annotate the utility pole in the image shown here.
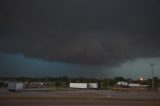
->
[108,79,110,89]
[150,64,156,95]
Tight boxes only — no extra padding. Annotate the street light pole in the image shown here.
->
[150,64,155,94]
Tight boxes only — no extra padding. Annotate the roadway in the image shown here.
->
[1,99,160,106]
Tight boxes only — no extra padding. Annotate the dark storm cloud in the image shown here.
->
[0,0,160,66]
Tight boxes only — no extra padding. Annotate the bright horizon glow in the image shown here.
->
[0,53,160,79]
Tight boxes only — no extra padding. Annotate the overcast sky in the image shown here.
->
[0,0,160,79]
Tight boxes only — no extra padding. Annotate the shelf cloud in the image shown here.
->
[1,0,160,66]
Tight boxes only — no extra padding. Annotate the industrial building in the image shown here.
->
[114,81,149,92]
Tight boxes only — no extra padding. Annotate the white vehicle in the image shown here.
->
[117,81,129,86]
[8,82,24,91]
[69,83,88,89]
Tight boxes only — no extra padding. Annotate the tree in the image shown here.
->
[114,77,124,82]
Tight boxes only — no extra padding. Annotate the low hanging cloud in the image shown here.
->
[0,0,160,66]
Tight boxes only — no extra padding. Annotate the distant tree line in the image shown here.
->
[0,76,160,89]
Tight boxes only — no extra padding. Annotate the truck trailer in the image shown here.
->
[69,83,88,89]
[69,83,98,89]
[88,83,98,89]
